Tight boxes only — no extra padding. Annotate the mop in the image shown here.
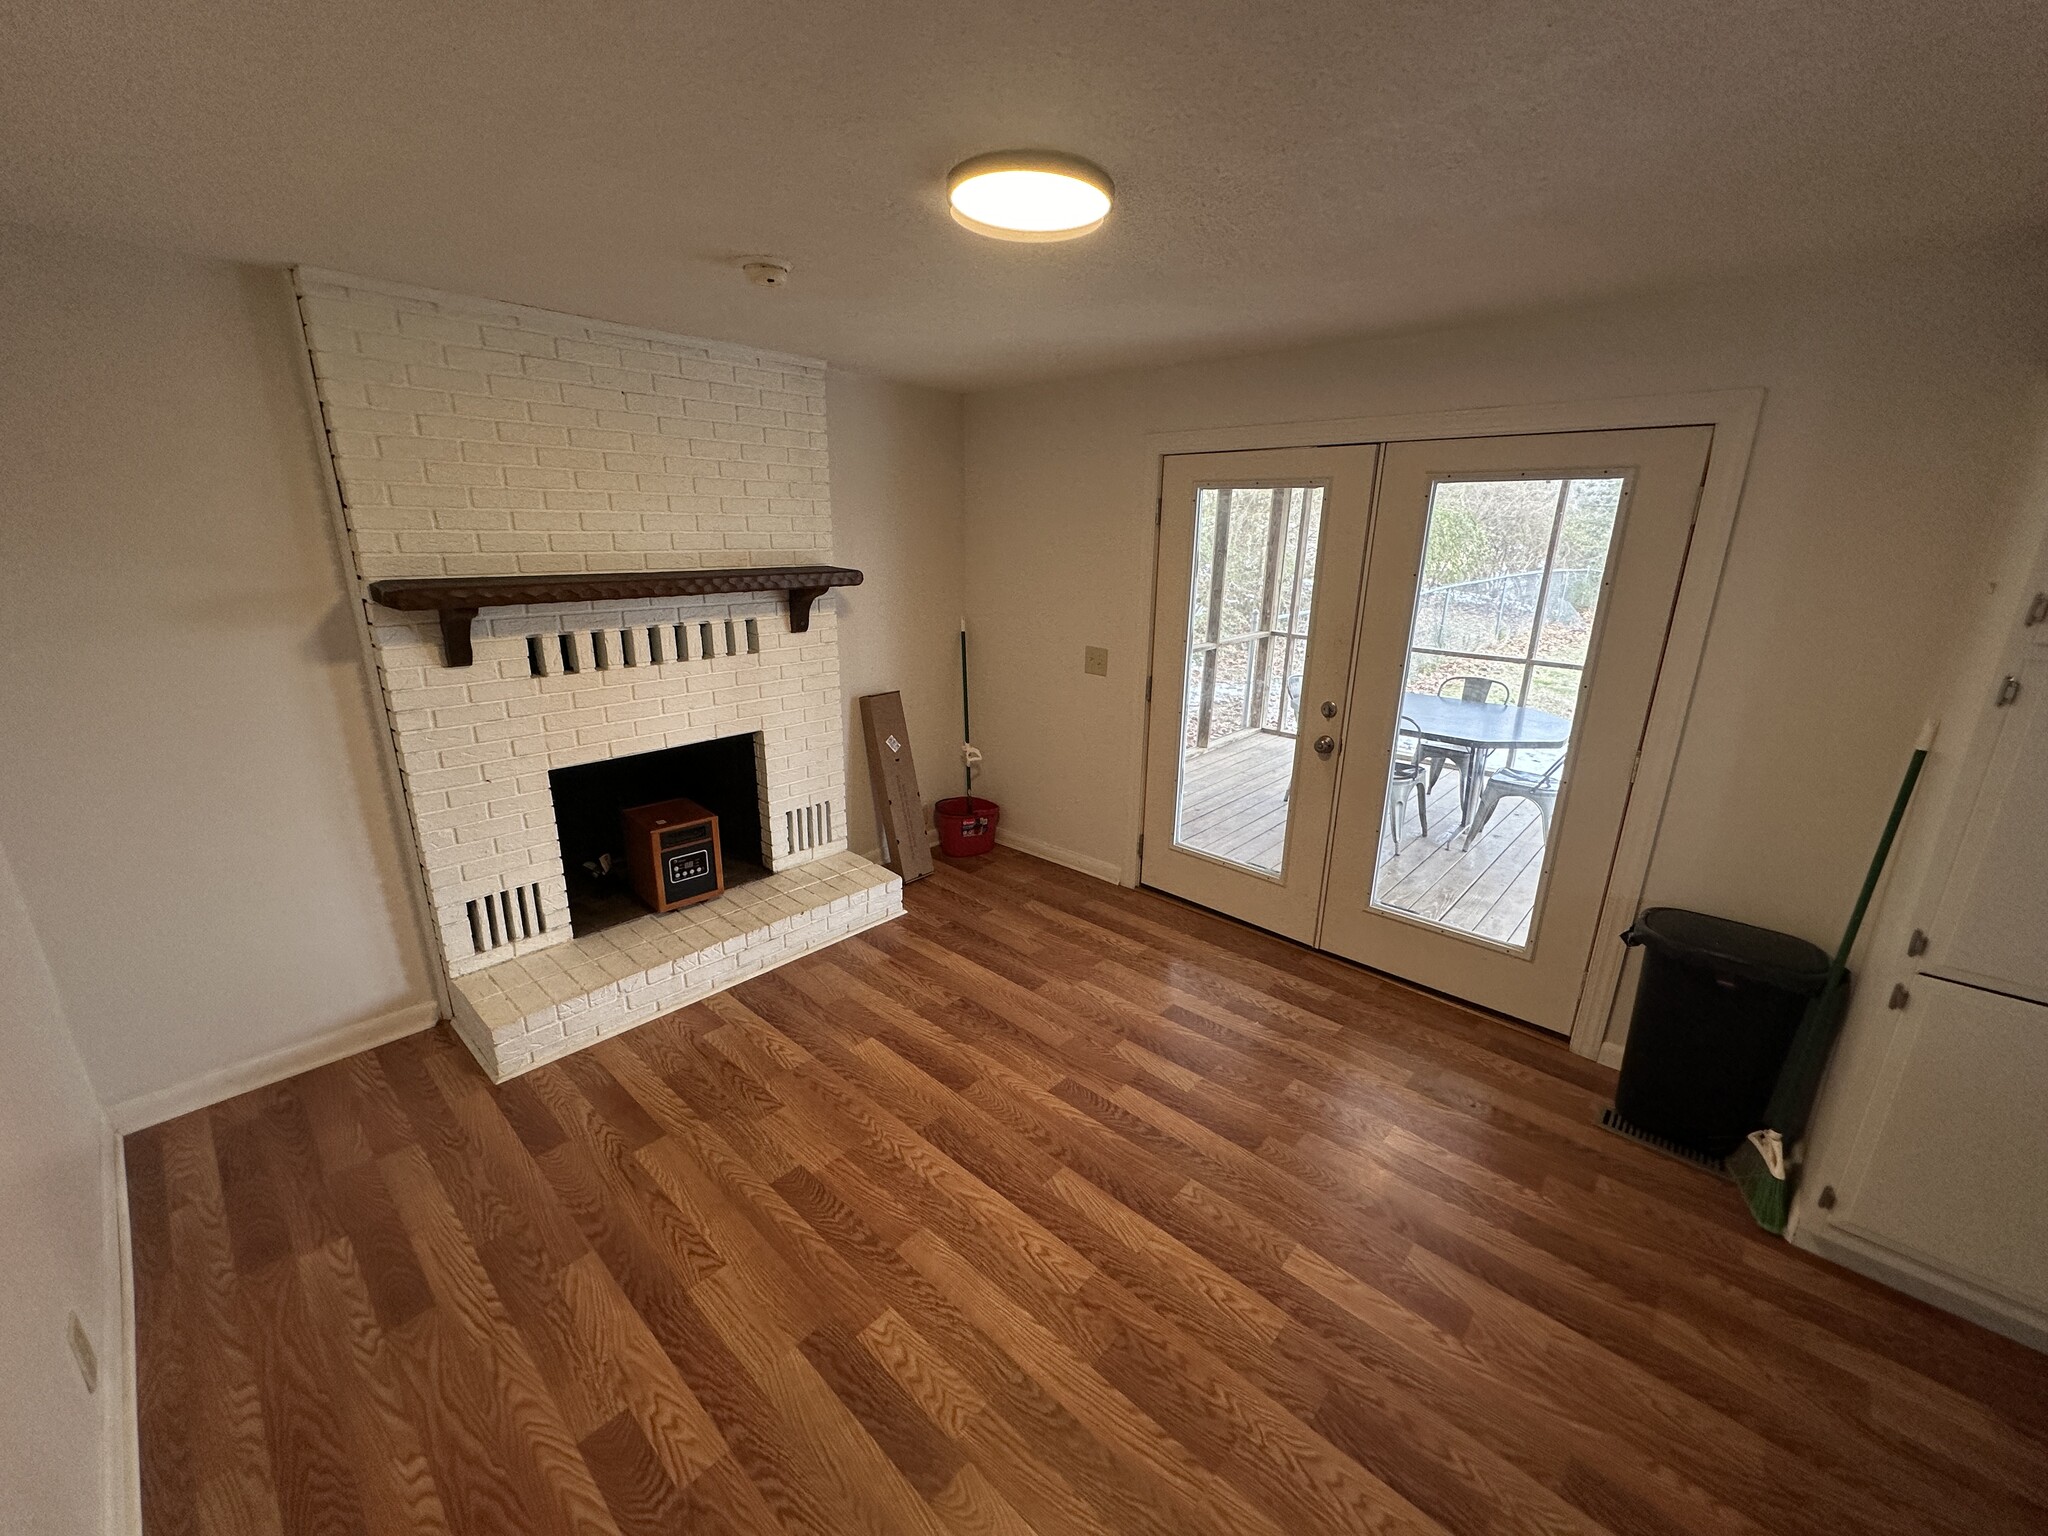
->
[1729,722,1934,1234]
[960,619,981,798]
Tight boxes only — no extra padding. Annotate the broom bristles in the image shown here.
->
[1729,1134,1790,1236]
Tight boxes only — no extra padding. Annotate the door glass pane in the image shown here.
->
[1369,474,1627,949]
[1173,483,1325,876]
[1409,479,1559,659]
[1536,478,1622,665]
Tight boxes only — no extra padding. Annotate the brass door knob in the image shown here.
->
[1313,735,1337,758]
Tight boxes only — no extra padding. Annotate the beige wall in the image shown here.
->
[0,226,441,1113]
[962,243,2048,1026]
[0,836,118,1532]
[828,371,967,861]
[0,226,970,1113]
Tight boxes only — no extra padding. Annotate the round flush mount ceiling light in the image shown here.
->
[946,151,1114,241]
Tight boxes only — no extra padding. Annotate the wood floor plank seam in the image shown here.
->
[128,847,2048,1536]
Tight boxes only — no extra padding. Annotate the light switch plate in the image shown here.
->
[1083,646,1109,677]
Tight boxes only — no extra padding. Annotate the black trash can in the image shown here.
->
[1614,908,1831,1159]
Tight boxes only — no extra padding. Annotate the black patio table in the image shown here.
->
[1397,692,1572,828]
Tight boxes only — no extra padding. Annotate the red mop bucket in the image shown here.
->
[934,796,1000,857]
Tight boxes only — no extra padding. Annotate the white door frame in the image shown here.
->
[1141,389,1765,1061]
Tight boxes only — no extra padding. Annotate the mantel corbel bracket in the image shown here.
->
[787,587,830,634]
[438,607,479,669]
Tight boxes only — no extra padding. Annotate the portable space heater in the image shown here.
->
[622,797,724,913]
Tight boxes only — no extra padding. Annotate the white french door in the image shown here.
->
[1139,447,1376,941]
[1141,427,1712,1032]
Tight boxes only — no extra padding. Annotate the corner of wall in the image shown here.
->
[101,1122,141,1535]
[827,370,969,864]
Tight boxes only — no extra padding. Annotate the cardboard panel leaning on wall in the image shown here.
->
[0,226,440,1113]
[828,372,968,861]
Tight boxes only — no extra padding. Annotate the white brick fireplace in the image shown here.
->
[294,270,902,1081]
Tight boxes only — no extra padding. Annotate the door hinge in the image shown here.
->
[1887,982,1911,1010]
[1145,675,1153,703]
[2026,591,2047,628]
[1817,1184,1838,1211]
[1156,497,1163,527]
[1136,833,1145,859]
[1996,674,2022,707]
[1906,928,1929,957]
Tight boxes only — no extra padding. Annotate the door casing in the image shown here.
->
[1133,390,1764,1059]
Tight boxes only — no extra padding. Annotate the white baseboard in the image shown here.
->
[103,1125,141,1534]
[1794,1217,2048,1355]
[106,999,441,1133]
[1597,1040,1627,1069]
[993,829,1124,885]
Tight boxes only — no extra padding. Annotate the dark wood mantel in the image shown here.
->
[365,565,863,666]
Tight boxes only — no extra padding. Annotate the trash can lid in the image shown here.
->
[1624,907,1831,993]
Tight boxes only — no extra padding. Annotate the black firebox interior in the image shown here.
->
[548,733,766,935]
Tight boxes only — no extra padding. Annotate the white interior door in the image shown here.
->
[1318,428,1712,1032]
[1140,446,1376,941]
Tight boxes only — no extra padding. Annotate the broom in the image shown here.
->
[1730,722,1934,1234]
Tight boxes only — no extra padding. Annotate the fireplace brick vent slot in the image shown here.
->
[468,883,547,956]
[524,617,764,678]
[786,800,834,855]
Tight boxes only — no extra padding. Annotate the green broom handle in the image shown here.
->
[1766,726,1933,1134]
[1826,744,1928,981]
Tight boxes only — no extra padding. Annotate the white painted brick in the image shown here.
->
[497,420,571,446]
[445,346,526,375]
[419,415,501,442]
[358,332,448,367]
[397,311,486,346]
[450,394,532,422]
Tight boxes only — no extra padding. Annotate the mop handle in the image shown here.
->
[1765,722,1935,1137]
[1824,720,1936,985]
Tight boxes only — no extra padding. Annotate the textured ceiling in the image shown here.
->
[2,0,2045,388]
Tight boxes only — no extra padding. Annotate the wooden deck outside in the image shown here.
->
[1174,730,1297,873]
[1176,730,1546,946]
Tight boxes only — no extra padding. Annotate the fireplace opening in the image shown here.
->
[548,733,768,935]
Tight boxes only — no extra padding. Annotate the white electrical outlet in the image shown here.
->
[67,1312,97,1394]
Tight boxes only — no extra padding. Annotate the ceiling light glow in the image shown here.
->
[947,152,1114,241]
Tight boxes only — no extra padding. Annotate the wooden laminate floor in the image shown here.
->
[127,850,2048,1536]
